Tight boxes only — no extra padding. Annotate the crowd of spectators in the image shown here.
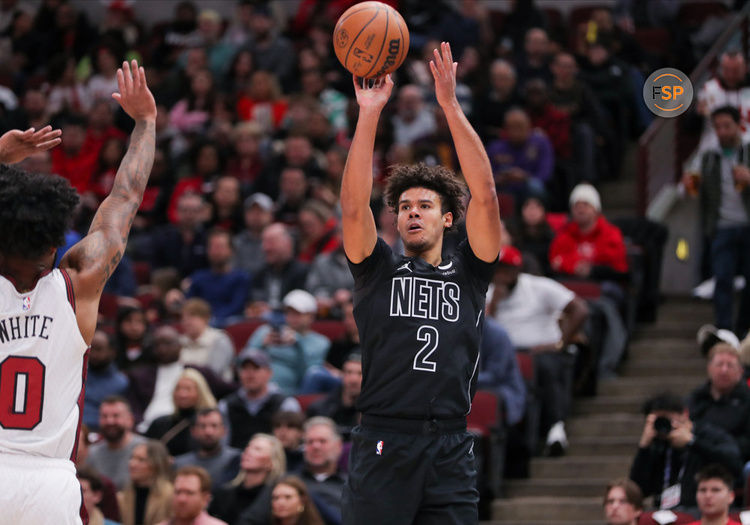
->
[4,0,745,521]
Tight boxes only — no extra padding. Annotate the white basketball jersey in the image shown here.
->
[0,269,88,460]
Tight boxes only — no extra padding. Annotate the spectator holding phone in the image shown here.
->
[629,393,741,510]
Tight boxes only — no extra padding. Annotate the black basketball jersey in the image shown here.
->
[348,237,496,419]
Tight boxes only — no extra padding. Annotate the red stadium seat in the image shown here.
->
[497,192,516,219]
[467,390,505,496]
[311,320,347,341]
[225,319,265,353]
[98,293,119,322]
[296,393,325,413]
[638,510,696,525]
[515,351,534,383]
[558,279,603,300]
[133,261,152,286]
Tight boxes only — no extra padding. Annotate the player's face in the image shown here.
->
[304,425,342,470]
[98,402,132,442]
[240,437,273,473]
[129,445,155,485]
[193,412,225,449]
[173,474,209,520]
[696,478,734,518]
[604,487,639,525]
[173,377,200,409]
[397,187,452,256]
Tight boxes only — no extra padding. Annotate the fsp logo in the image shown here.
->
[643,68,694,118]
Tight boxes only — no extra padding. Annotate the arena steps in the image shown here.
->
[491,298,713,522]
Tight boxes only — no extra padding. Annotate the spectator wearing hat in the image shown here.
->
[688,343,750,469]
[243,290,330,395]
[550,183,629,378]
[550,183,628,279]
[234,193,274,277]
[187,229,251,327]
[487,246,588,456]
[219,348,301,450]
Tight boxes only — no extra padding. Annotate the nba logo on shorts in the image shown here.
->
[22,296,31,311]
[376,440,383,456]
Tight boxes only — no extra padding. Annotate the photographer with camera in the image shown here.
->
[629,393,742,510]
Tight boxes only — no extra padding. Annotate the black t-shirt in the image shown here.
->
[348,237,495,419]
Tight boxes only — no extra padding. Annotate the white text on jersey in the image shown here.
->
[389,277,460,321]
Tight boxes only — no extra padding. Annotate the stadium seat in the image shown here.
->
[678,2,729,27]
[98,293,119,322]
[296,393,325,413]
[558,279,603,300]
[467,390,505,497]
[133,261,152,286]
[310,320,347,341]
[634,28,671,60]
[224,319,265,353]
[515,350,541,458]
[638,510,696,525]
[497,192,516,218]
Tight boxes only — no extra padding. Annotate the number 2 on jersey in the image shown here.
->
[413,325,439,372]
[0,356,45,430]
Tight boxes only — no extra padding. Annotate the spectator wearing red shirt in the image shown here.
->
[685,464,740,525]
[524,78,572,161]
[236,70,288,135]
[51,113,100,194]
[297,200,340,264]
[550,183,628,278]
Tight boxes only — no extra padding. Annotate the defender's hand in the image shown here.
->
[0,126,62,164]
[112,60,157,123]
[430,41,458,109]
[352,74,393,113]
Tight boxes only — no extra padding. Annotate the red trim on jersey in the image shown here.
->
[79,482,89,525]
[69,349,89,463]
[60,268,76,312]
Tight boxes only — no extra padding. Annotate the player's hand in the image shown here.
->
[112,60,157,123]
[430,41,458,109]
[0,126,62,164]
[352,74,393,113]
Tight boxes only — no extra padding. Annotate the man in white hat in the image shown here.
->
[242,289,330,394]
[549,183,628,278]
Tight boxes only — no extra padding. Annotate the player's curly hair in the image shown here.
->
[384,163,466,229]
[0,164,79,259]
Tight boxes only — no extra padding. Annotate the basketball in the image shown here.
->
[333,1,409,79]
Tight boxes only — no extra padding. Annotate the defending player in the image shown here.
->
[0,60,156,524]
[340,43,501,524]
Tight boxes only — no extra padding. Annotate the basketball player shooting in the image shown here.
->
[0,60,155,525]
[340,43,501,524]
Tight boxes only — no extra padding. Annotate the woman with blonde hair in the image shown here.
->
[270,476,325,525]
[145,368,217,456]
[210,433,286,525]
[118,440,173,525]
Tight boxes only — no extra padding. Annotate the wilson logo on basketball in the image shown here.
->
[373,39,400,77]
[336,28,349,48]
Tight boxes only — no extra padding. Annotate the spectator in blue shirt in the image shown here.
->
[84,330,129,431]
[477,317,527,427]
[187,229,250,326]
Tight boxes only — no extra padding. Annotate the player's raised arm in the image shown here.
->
[61,60,156,343]
[340,74,393,263]
[431,42,500,263]
[0,126,62,164]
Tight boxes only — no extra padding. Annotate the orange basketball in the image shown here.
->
[333,1,410,79]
